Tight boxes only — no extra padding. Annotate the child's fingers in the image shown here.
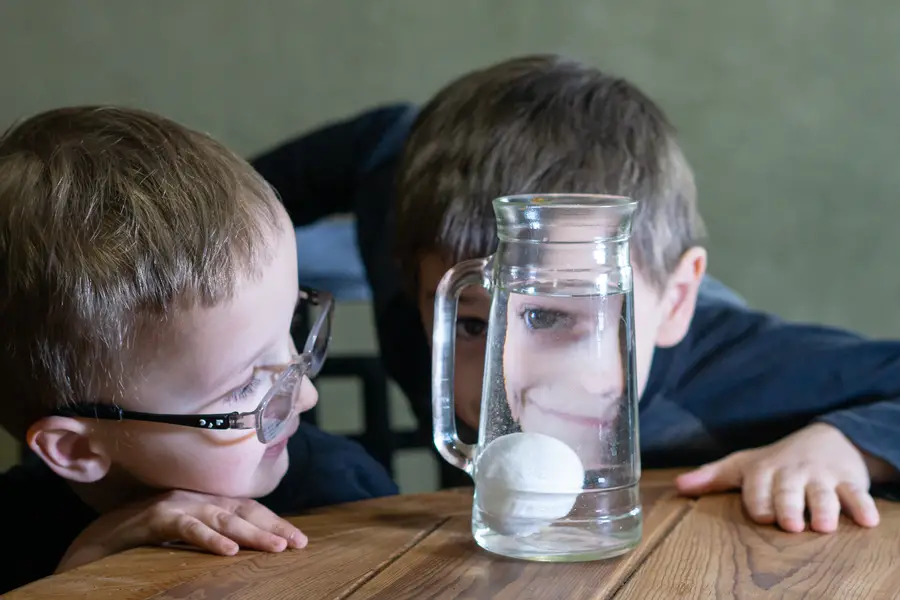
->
[275,520,307,549]
[837,483,880,528]
[805,482,840,533]
[170,513,239,556]
[675,454,745,496]
[233,500,307,549]
[198,507,289,553]
[771,469,807,532]
[740,468,776,525]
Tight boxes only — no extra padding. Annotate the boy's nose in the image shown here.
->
[570,347,623,396]
[296,376,319,413]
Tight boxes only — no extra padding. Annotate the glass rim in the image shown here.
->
[493,193,636,209]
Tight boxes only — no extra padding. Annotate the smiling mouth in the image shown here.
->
[528,403,615,428]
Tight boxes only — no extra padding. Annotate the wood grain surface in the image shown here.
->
[614,494,900,600]
[8,470,898,600]
[8,501,449,600]
[346,486,689,600]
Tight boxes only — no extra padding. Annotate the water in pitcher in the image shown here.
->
[472,282,641,561]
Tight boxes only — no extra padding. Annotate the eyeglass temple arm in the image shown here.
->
[58,404,246,430]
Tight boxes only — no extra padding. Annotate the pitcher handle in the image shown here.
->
[432,256,490,475]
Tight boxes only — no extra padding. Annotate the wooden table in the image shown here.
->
[9,470,900,599]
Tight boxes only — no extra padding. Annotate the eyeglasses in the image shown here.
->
[56,286,334,444]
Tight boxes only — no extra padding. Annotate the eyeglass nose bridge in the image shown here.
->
[257,362,291,382]
[257,353,313,385]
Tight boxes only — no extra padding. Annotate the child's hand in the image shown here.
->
[674,423,880,533]
[58,490,307,573]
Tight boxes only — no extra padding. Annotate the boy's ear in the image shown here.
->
[26,416,111,483]
[655,246,707,348]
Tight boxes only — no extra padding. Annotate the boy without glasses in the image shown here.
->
[255,54,900,536]
[0,106,397,594]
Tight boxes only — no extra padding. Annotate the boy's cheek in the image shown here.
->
[630,292,666,398]
[453,354,485,429]
[107,430,275,497]
[632,326,657,398]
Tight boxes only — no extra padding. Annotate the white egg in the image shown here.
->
[474,432,585,537]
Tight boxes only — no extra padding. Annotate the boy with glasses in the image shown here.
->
[0,106,397,594]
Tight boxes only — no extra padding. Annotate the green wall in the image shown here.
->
[2,0,898,469]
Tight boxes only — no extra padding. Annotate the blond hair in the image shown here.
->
[0,106,281,439]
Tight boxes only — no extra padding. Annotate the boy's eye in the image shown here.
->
[521,308,572,331]
[229,375,263,404]
[456,317,487,339]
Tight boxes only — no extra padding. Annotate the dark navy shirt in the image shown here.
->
[252,103,900,486]
[0,424,397,594]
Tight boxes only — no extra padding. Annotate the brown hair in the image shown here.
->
[0,106,281,439]
[395,54,705,294]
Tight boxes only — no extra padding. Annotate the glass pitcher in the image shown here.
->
[432,193,641,562]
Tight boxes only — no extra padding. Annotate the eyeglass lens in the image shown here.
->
[260,366,303,443]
